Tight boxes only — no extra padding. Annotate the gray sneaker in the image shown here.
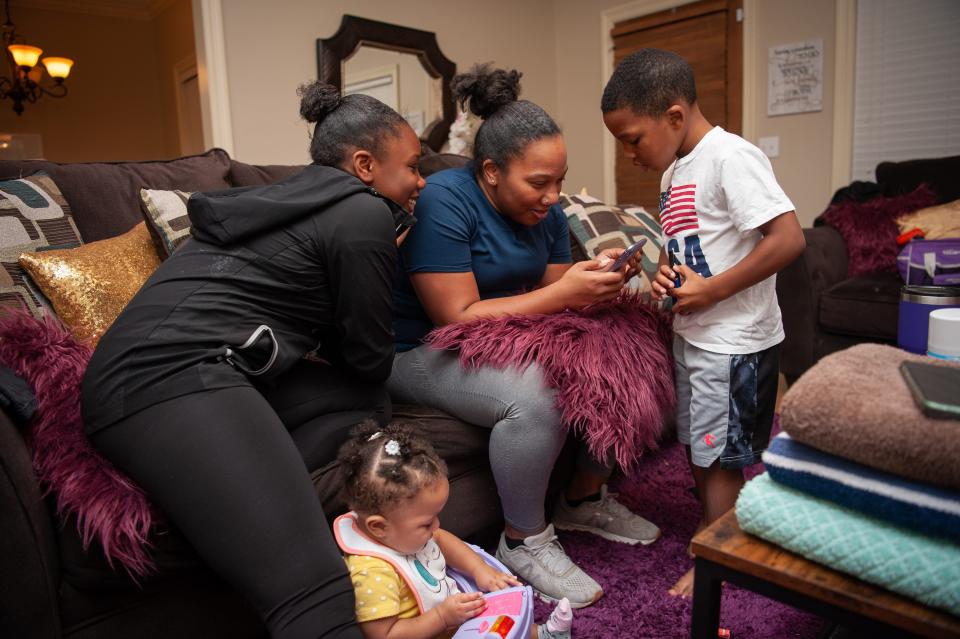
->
[495,524,603,608]
[553,485,661,545]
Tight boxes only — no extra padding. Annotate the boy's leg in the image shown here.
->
[670,340,781,596]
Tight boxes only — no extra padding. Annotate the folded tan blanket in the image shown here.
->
[780,344,960,490]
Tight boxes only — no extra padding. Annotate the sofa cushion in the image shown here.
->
[0,173,81,318]
[418,152,470,178]
[311,404,501,540]
[818,272,902,340]
[876,154,960,204]
[0,149,233,242]
[228,160,304,188]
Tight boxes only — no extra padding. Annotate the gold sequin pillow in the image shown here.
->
[18,222,161,345]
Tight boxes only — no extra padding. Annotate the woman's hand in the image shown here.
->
[555,260,626,309]
[597,247,642,280]
[473,564,522,592]
[434,592,486,628]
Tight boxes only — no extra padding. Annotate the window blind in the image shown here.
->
[851,0,960,182]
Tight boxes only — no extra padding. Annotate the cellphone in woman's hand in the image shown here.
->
[605,238,647,272]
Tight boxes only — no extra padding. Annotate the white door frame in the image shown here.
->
[192,0,234,155]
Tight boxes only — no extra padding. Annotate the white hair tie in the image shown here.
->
[384,440,401,456]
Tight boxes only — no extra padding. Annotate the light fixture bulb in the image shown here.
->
[42,56,73,79]
[8,44,42,68]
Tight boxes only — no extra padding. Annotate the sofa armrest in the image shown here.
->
[777,225,849,382]
[0,406,62,638]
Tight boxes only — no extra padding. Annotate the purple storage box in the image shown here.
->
[897,239,960,286]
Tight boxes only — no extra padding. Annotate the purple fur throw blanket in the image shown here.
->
[820,183,936,277]
[426,294,674,472]
[0,310,156,579]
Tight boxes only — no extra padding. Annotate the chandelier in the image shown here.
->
[0,0,73,116]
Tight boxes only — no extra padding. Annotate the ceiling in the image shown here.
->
[10,0,179,21]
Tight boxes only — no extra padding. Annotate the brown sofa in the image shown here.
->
[776,154,960,382]
[0,149,509,638]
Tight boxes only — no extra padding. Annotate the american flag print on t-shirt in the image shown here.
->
[659,184,698,236]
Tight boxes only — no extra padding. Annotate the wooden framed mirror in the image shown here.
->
[317,15,456,152]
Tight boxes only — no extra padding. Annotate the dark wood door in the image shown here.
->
[612,0,743,212]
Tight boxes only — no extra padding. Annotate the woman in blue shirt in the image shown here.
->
[390,66,661,609]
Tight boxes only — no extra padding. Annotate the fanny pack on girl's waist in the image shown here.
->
[897,238,960,286]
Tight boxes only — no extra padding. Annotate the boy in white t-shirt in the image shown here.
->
[601,49,806,597]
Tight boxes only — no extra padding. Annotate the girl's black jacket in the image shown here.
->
[82,164,400,434]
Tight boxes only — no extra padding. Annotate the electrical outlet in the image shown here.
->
[758,136,780,158]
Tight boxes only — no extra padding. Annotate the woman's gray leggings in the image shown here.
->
[388,346,610,534]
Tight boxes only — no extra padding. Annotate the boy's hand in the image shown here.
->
[435,592,486,628]
[473,563,522,592]
[651,264,677,301]
[670,265,717,315]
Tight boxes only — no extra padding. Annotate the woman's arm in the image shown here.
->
[410,262,625,327]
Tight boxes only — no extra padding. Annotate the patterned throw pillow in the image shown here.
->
[0,173,82,318]
[559,192,663,293]
[18,222,162,346]
[140,188,192,259]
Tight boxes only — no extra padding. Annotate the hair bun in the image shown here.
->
[451,63,521,119]
[298,81,342,124]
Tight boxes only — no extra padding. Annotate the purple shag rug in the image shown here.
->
[527,434,823,639]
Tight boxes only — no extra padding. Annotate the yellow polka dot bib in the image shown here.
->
[334,512,460,615]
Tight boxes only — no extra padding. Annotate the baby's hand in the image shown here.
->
[474,564,522,592]
[435,592,485,627]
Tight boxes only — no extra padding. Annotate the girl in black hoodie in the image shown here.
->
[81,82,424,639]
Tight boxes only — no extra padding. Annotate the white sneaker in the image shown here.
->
[495,524,602,608]
[553,485,661,545]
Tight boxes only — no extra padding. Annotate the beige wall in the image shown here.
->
[155,0,196,158]
[0,7,168,162]
[219,0,558,165]
[552,0,839,227]
[746,0,837,227]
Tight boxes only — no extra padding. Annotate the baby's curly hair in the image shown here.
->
[337,420,448,515]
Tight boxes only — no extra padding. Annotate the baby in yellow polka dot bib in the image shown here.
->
[334,421,573,639]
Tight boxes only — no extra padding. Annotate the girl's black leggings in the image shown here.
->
[90,360,389,639]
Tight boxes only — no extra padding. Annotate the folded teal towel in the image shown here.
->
[737,473,960,616]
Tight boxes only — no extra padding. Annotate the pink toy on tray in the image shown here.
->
[448,546,533,639]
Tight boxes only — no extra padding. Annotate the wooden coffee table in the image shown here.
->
[690,510,960,639]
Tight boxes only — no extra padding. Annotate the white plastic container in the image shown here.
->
[927,307,960,361]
